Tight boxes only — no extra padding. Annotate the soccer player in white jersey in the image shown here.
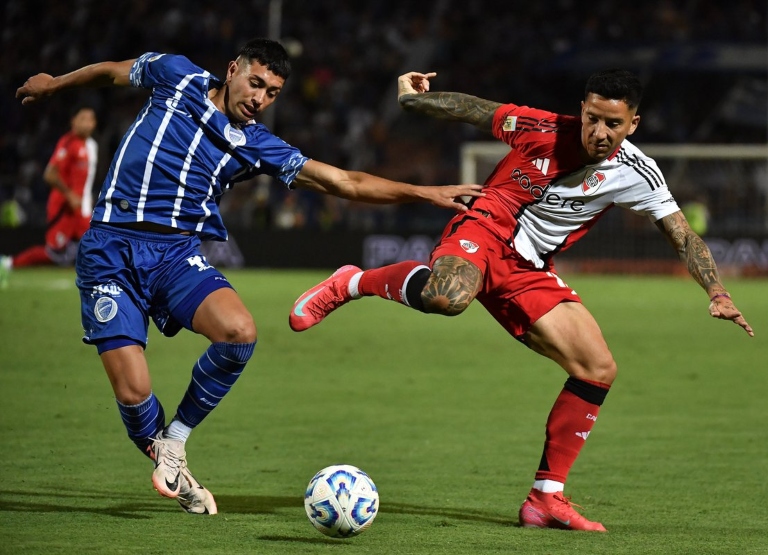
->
[289,68,754,531]
[15,40,483,514]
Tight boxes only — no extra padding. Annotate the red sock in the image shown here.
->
[357,261,428,304]
[535,378,610,484]
[13,245,52,267]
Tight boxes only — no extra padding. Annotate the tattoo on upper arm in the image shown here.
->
[400,92,501,131]
[422,256,483,315]
[658,211,722,291]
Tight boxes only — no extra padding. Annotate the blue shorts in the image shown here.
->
[76,223,233,350]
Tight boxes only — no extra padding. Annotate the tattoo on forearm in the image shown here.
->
[400,92,501,131]
[685,234,721,290]
[658,212,722,292]
[422,256,482,315]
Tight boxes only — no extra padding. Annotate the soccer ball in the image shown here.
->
[304,464,379,538]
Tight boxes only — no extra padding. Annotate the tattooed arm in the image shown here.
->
[656,211,753,336]
[397,71,501,132]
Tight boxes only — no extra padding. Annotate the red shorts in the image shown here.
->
[46,211,90,251]
[430,209,581,340]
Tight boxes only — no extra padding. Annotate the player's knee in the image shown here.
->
[221,313,257,343]
[586,354,617,385]
[422,295,472,316]
[418,261,480,316]
[116,386,152,406]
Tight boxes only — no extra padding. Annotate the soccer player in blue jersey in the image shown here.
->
[16,39,484,514]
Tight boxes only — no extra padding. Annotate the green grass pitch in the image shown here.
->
[1,268,767,554]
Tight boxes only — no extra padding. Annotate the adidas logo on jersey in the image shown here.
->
[533,158,551,175]
[575,431,591,440]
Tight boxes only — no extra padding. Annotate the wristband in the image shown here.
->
[709,293,730,302]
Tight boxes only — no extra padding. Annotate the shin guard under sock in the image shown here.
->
[175,341,255,428]
[117,393,166,458]
[357,261,430,311]
[535,377,610,484]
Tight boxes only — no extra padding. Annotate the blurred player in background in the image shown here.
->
[15,39,483,514]
[0,107,97,288]
[290,69,753,531]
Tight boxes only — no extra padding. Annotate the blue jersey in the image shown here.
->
[92,52,309,241]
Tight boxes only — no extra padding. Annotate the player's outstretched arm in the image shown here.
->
[293,159,484,211]
[16,60,135,105]
[656,210,754,336]
[397,71,502,133]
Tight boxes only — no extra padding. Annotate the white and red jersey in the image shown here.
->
[469,103,680,268]
[47,131,98,219]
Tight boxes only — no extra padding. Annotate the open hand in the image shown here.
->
[709,296,754,337]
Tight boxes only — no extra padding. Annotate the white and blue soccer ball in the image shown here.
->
[304,464,379,538]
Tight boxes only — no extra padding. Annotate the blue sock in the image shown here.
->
[176,342,255,428]
[117,393,165,458]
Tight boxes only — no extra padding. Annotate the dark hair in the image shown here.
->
[237,38,291,80]
[585,69,643,110]
[70,105,96,119]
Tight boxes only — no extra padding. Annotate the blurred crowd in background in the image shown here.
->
[1,0,766,234]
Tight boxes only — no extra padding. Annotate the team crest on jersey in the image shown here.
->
[224,124,246,147]
[459,239,480,254]
[581,170,606,195]
[502,116,517,132]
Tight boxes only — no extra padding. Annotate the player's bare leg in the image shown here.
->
[419,256,483,315]
[526,302,617,384]
[101,346,185,498]
[158,288,255,513]
[191,287,257,344]
[101,289,255,513]
[289,255,483,331]
[101,345,152,405]
[519,302,615,532]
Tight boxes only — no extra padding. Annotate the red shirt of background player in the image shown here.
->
[45,130,97,247]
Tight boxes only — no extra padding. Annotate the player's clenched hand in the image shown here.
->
[16,74,55,105]
[421,184,484,212]
[398,71,437,101]
[709,296,754,337]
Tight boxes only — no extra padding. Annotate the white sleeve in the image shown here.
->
[614,154,680,222]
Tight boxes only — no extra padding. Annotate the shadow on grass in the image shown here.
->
[218,494,516,527]
[0,489,517,527]
[0,489,306,520]
[385,501,517,526]
[216,494,302,514]
[257,535,353,546]
[0,488,175,519]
